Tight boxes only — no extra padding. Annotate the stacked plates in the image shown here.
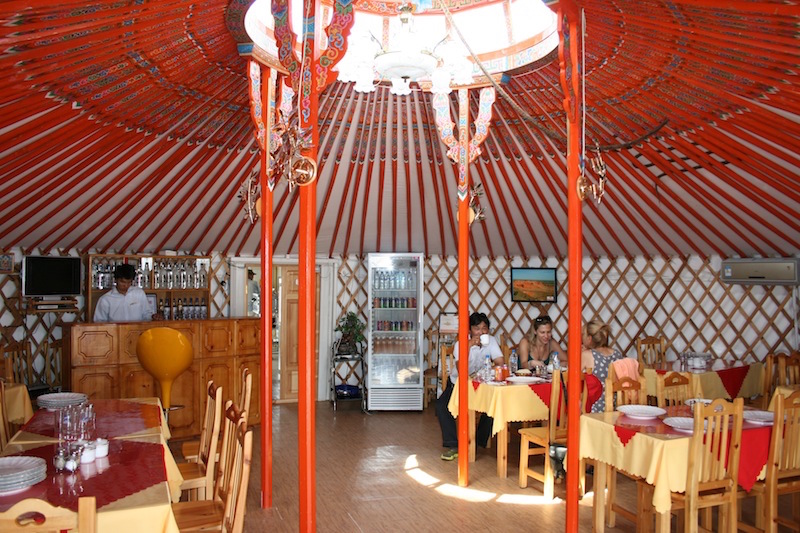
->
[0,457,47,495]
[37,392,87,410]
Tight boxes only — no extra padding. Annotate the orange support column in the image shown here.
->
[558,3,584,531]
[260,66,276,509]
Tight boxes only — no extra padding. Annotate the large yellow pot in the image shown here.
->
[136,327,193,409]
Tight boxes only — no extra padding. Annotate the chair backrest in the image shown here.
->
[0,496,96,532]
[2,340,30,385]
[239,368,252,420]
[549,370,588,442]
[656,371,693,408]
[686,398,743,496]
[499,333,513,366]
[215,401,247,499]
[761,353,785,409]
[768,391,800,487]
[0,381,10,450]
[779,352,800,386]
[636,336,667,371]
[197,381,223,466]
[439,344,455,386]
[41,339,62,390]
[605,367,647,412]
[220,423,253,533]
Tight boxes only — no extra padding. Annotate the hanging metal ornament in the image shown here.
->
[238,170,260,224]
[468,182,486,224]
[270,108,316,191]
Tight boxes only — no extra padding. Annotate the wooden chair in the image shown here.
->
[518,369,587,499]
[0,381,10,451]
[422,332,438,408]
[779,352,800,386]
[238,367,252,423]
[636,336,667,371]
[664,397,744,533]
[40,339,62,391]
[739,390,800,532]
[173,418,253,533]
[604,365,649,527]
[2,340,30,385]
[760,353,785,410]
[499,332,513,366]
[178,382,223,500]
[439,344,455,388]
[0,496,96,532]
[656,371,694,408]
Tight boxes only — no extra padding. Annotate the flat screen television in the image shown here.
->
[510,267,558,303]
[22,256,82,297]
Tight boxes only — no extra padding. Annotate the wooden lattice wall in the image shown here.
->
[0,249,231,390]
[335,254,799,365]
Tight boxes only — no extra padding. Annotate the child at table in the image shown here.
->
[581,319,625,413]
[436,312,504,461]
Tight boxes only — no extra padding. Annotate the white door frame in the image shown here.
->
[230,255,338,401]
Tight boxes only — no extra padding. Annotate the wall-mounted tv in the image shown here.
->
[510,267,558,303]
[22,256,82,297]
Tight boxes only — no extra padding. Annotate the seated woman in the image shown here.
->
[518,315,565,370]
[581,319,625,413]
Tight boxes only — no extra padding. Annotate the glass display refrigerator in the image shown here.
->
[367,253,424,411]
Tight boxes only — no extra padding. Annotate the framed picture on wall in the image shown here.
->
[510,267,558,303]
[438,313,459,335]
[0,254,14,274]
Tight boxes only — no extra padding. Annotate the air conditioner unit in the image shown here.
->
[721,258,799,285]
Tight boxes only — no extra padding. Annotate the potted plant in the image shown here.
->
[335,311,366,354]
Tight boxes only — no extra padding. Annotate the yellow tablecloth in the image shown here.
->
[3,382,34,425]
[1,397,181,533]
[643,362,763,400]
[580,412,690,515]
[768,384,800,410]
[447,380,550,436]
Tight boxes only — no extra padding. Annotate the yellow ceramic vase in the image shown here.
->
[136,327,194,409]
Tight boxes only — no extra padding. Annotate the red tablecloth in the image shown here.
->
[20,399,162,440]
[0,439,167,512]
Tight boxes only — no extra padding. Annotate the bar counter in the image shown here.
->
[62,318,261,438]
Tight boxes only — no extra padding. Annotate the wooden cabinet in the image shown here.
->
[64,318,263,438]
[85,254,211,323]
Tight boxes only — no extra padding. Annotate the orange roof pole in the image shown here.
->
[558,2,583,531]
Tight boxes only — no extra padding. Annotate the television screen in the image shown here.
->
[22,256,82,297]
[510,267,558,303]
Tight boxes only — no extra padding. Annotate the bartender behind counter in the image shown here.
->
[94,264,157,322]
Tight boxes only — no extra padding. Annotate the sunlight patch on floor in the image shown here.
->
[404,454,562,506]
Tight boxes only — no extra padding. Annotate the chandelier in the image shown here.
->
[336,3,474,95]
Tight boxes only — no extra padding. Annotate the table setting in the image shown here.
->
[0,396,181,532]
[448,369,602,477]
[580,400,775,531]
[642,359,764,400]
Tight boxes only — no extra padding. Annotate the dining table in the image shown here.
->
[580,405,772,532]
[0,397,182,532]
[768,384,800,410]
[642,361,763,400]
[448,374,602,478]
[3,382,34,426]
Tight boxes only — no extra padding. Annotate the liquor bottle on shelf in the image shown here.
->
[176,298,184,320]
[200,298,207,319]
[163,299,171,320]
[142,262,151,289]
[178,262,187,289]
[198,263,208,289]
[165,262,174,290]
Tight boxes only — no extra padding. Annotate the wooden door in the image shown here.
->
[279,267,320,402]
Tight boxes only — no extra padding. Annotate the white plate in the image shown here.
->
[617,405,666,420]
[685,398,712,407]
[0,457,46,479]
[507,375,545,384]
[743,410,774,426]
[663,416,701,433]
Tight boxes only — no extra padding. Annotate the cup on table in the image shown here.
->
[479,334,490,347]
[95,438,109,458]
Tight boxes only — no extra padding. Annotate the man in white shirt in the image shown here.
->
[93,264,153,322]
[436,312,504,461]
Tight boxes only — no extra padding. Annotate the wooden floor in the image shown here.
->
[171,402,790,532]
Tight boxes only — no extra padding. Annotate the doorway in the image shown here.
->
[229,257,336,403]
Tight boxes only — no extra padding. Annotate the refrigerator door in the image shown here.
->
[367,253,424,411]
